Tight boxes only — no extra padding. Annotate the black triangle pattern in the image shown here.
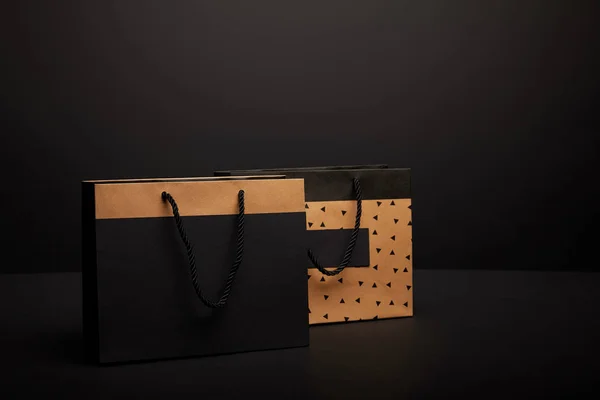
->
[307,198,413,323]
[390,250,395,255]
[373,265,378,270]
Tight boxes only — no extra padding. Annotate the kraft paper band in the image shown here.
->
[91,178,306,219]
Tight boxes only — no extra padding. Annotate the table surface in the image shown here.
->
[1,270,598,399]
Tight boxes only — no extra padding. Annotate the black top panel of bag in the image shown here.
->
[214,166,410,202]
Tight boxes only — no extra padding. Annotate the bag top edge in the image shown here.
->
[82,175,288,184]
[215,167,411,174]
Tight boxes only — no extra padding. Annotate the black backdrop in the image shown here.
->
[1,1,598,274]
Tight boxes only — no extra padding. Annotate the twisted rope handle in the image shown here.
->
[307,178,362,276]
[161,190,245,309]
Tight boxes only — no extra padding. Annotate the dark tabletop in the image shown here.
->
[1,270,598,399]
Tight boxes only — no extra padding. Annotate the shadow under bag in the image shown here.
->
[215,166,413,325]
[82,176,309,364]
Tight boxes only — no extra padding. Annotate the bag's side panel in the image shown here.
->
[306,198,413,324]
[93,179,309,363]
[81,182,99,363]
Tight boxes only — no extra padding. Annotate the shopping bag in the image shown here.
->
[214,166,413,325]
[82,176,309,363]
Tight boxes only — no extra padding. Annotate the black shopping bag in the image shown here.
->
[82,176,309,364]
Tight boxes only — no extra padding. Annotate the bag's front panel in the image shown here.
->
[306,198,413,324]
[212,168,413,325]
[89,178,309,363]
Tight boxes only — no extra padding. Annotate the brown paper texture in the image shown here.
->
[307,198,413,324]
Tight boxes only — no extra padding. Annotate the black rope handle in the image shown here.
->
[307,178,362,276]
[161,190,245,309]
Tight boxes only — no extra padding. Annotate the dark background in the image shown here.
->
[1,0,599,274]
